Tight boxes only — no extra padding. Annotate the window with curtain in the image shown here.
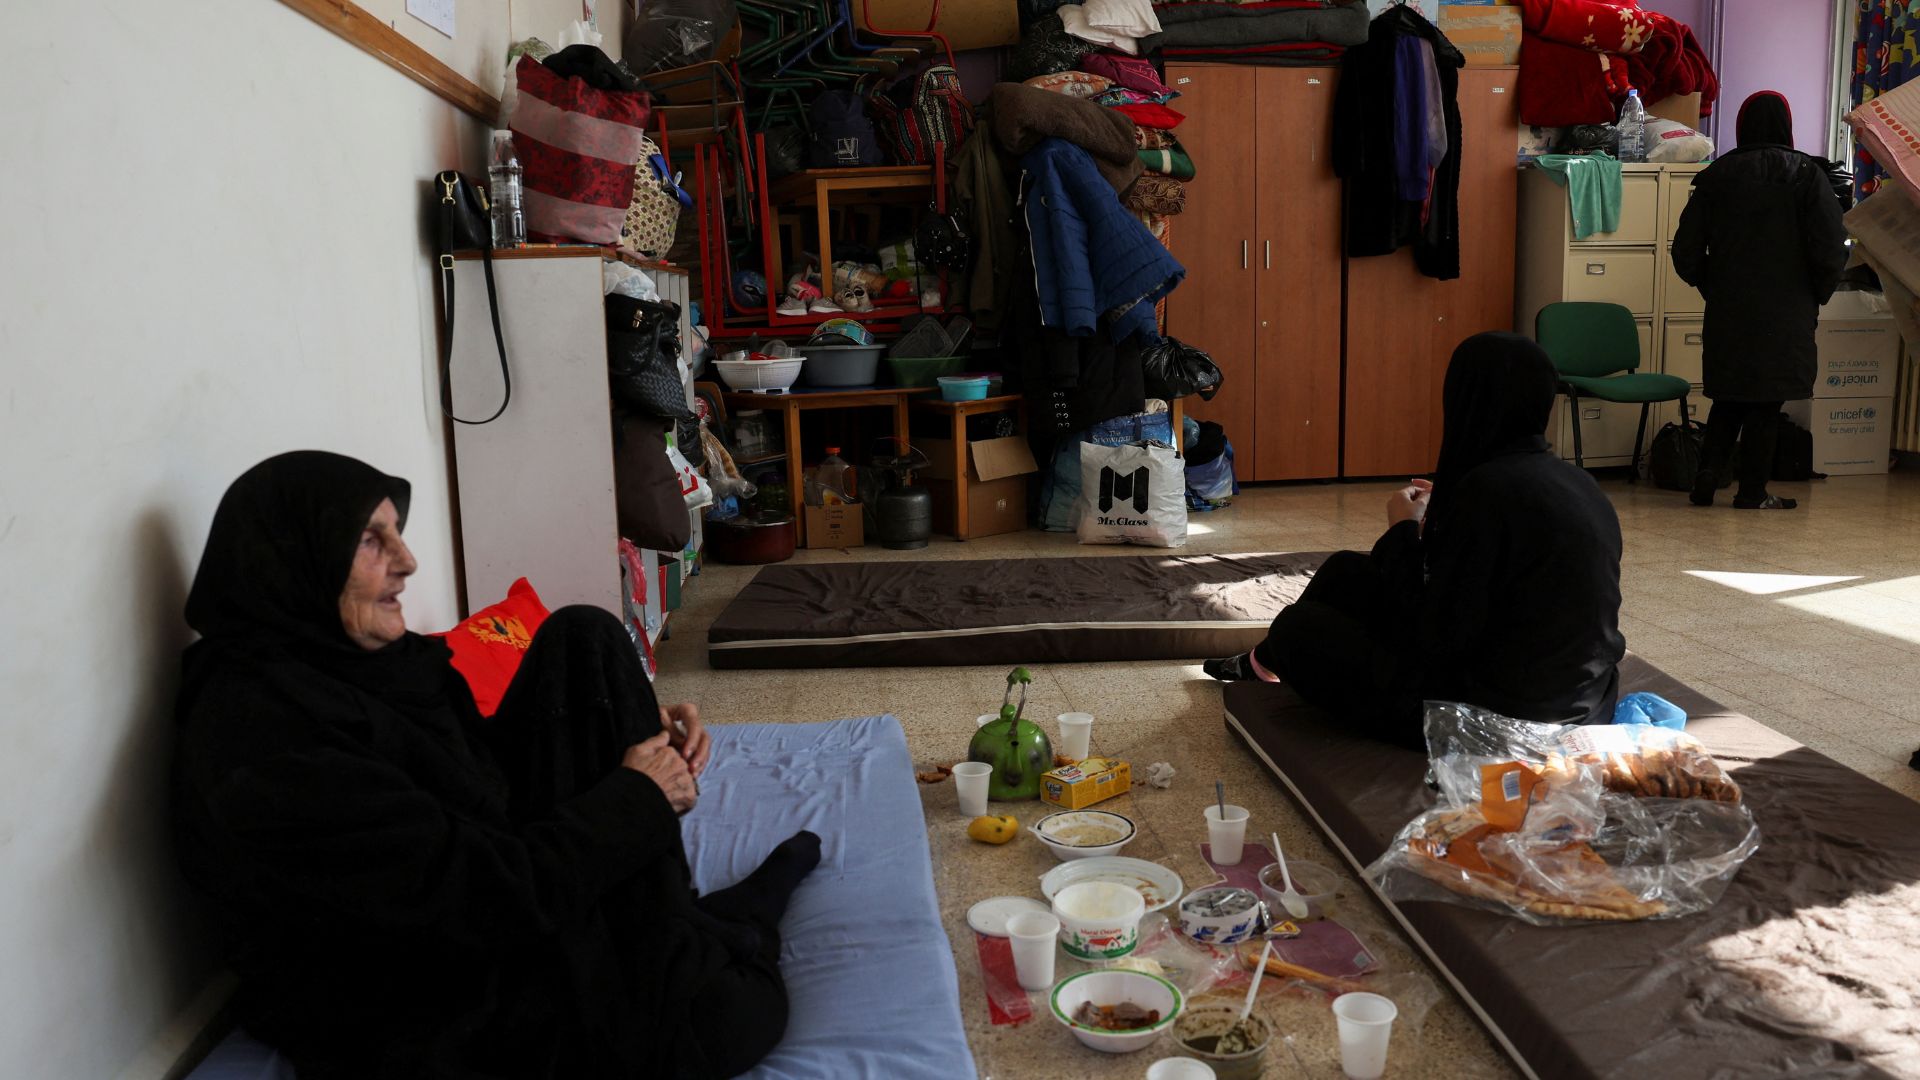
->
[1852,0,1920,198]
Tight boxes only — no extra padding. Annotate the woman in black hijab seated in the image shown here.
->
[173,451,819,1080]
[1206,333,1626,747]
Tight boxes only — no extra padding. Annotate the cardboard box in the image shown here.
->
[1440,4,1522,66]
[803,502,865,549]
[1816,292,1903,398]
[856,0,1018,50]
[1042,759,1133,810]
[1649,92,1702,130]
[917,435,1040,539]
[1784,397,1895,475]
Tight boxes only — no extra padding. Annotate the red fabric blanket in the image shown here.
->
[1521,0,1653,54]
[1113,102,1188,129]
[1517,31,1632,127]
[1626,11,1719,117]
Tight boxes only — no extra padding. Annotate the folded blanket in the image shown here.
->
[1146,2,1369,47]
[1520,0,1653,54]
[1114,102,1187,129]
[1517,31,1630,127]
[1081,53,1176,97]
[1849,78,1920,206]
[1625,11,1718,118]
[992,82,1144,192]
[1135,128,1197,179]
[1060,2,1157,55]
[1125,172,1187,215]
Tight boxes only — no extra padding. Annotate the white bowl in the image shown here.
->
[1176,886,1263,946]
[1033,809,1136,862]
[714,357,803,392]
[1049,969,1184,1054]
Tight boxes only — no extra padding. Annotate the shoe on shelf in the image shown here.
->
[808,297,843,314]
[1733,494,1798,510]
[835,284,874,313]
[776,297,807,317]
[1203,654,1254,682]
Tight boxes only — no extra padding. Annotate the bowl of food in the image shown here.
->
[1176,887,1262,946]
[1173,1005,1271,1080]
[1256,859,1341,921]
[1032,809,1136,861]
[1049,969,1184,1054]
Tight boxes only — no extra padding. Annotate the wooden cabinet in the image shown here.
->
[1166,65,1342,481]
[1169,64,1519,480]
[1344,66,1521,477]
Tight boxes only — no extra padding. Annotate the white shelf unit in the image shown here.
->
[1517,162,1707,467]
[445,249,698,659]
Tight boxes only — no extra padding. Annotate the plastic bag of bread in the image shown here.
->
[1363,703,1761,926]
[1422,701,1742,806]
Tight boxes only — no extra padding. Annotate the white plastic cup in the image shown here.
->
[1146,1059,1217,1080]
[1005,911,1060,991]
[1056,712,1094,761]
[1051,881,1146,961]
[953,762,992,817]
[1333,992,1399,1080]
[1204,803,1250,866]
[976,713,998,728]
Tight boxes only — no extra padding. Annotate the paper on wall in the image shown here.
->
[407,0,455,38]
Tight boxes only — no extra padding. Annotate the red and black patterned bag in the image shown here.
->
[868,65,976,166]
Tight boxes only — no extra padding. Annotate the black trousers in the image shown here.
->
[488,607,791,1079]
[1698,399,1783,504]
[1251,551,1424,748]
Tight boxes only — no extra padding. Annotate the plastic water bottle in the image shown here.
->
[809,448,857,506]
[488,130,525,248]
[1616,90,1649,163]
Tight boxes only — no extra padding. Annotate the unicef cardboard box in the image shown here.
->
[1815,292,1902,399]
[1785,397,1895,476]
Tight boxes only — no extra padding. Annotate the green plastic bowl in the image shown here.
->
[887,353,964,388]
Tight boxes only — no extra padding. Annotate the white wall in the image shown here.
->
[0,0,616,1075]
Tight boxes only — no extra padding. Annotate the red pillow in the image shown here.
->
[434,577,551,715]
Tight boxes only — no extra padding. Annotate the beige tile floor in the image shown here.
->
[655,470,1920,1079]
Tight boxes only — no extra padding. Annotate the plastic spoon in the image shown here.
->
[1270,831,1309,920]
[1239,938,1274,1023]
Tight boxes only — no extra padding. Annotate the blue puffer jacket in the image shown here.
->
[1022,137,1185,343]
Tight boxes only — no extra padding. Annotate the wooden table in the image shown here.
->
[909,393,1028,541]
[765,166,933,290]
[721,385,934,544]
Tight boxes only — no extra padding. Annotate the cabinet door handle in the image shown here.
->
[1264,240,1271,269]
[1586,263,1608,275]
[1242,240,1249,270]
[1684,332,1704,345]
[1583,408,1603,421]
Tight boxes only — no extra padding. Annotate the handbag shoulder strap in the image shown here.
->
[436,171,511,425]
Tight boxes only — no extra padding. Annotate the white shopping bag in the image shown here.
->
[1077,440,1188,547]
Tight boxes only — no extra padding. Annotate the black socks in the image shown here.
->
[697,830,822,934]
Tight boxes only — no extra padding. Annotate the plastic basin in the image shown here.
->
[888,354,964,388]
[938,375,991,401]
[802,344,884,387]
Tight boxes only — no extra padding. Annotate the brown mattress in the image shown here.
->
[1224,658,1920,1080]
[706,552,1324,669]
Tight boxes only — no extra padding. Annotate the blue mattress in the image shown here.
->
[189,714,969,1080]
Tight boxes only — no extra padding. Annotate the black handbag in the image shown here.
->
[606,294,695,420]
[434,171,511,425]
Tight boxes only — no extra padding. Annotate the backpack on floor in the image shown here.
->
[1644,421,1704,491]
[868,65,976,167]
[809,91,884,168]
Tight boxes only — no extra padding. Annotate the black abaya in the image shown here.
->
[173,452,806,1080]
[1252,336,1626,746]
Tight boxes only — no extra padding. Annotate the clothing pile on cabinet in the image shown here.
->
[1514,0,1717,129]
[1145,0,1372,66]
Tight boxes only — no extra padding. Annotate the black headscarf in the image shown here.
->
[178,451,451,713]
[1735,90,1794,149]
[1426,332,1557,540]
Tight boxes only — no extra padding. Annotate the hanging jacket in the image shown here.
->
[1672,146,1848,402]
[1021,137,1185,345]
[1334,6,1465,279]
[952,109,1021,335]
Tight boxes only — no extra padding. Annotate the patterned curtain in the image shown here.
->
[1853,0,1920,199]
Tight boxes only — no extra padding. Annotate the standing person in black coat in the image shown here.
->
[173,452,820,1079]
[1204,334,1626,748]
[1672,91,1849,509]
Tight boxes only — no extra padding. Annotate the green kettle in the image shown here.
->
[966,667,1054,801]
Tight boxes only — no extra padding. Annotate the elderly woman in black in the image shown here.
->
[173,451,818,1079]
[1206,333,1627,746]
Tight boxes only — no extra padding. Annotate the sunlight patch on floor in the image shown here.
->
[1683,570,1862,595]
[1778,575,1920,646]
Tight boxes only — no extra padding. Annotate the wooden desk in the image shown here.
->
[909,394,1028,540]
[765,166,933,291]
[722,385,935,543]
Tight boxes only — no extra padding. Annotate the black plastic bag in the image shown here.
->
[1142,337,1223,401]
[606,295,694,420]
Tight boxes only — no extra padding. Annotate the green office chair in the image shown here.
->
[1535,301,1691,479]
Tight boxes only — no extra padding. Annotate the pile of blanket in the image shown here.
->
[1516,0,1718,127]
[1144,0,1372,65]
